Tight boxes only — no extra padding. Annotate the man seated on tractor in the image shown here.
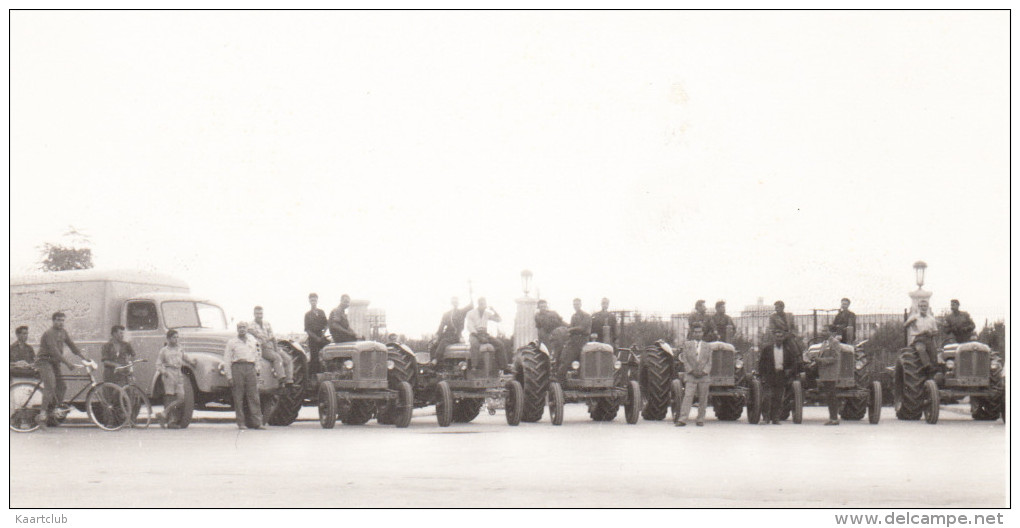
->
[556,298,592,381]
[463,297,508,371]
[329,294,359,343]
[904,299,940,376]
[942,299,976,345]
[534,299,567,355]
[813,325,842,426]
[831,298,856,344]
[430,296,473,363]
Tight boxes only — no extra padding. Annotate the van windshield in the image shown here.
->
[162,301,228,330]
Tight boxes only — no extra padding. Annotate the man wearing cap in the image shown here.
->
[304,293,329,374]
[675,323,712,427]
[688,300,716,340]
[591,298,618,346]
[943,299,976,344]
[759,327,799,424]
[708,300,735,343]
[831,298,857,343]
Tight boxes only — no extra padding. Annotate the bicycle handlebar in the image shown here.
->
[113,359,149,372]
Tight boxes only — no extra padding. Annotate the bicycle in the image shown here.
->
[112,359,153,428]
[9,360,132,432]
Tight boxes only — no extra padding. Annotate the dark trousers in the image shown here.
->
[821,381,839,420]
[431,333,460,363]
[469,334,508,370]
[762,372,788,422]
[556,336,585,380]
[231,363,262,427]
[308,336,328,375]
[36,361,66,413]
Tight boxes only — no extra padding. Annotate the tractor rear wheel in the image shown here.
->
[791,380,804,424]
[670,379,684,423]
[747,378,762,425]
[341,400,374,425]
[317,382,337,429]
[894,352,925,420]
[972,374,1005,421]
[840,396,868,421]
[625,380,642,424]
[453,399,483,423]
[379,350,418,424]
[549,381,565,426]
[436,381,454,427]
[923,379,940,424]
[868,381,882,424]
[266,344,306,426]
[589,398,619,422]
[519,348,550,423]
[714,395,743,421]
[504,380,523,426]
[640,348,672,421]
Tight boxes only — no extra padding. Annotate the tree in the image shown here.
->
[39,226,93,272]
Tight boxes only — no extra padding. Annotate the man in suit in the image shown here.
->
[759,328,800,425]
[675,323,713,427]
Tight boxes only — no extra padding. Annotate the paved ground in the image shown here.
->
[9,403,1007,508]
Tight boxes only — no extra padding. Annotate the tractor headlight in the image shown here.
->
[386,360,395,370]
[855,360,864,371]
[458,361,468,371]
[614,360,622,370]
[343,360,354,370]
[946,359,955,371]
[735,358,744,370]
[991,359,1002,373]
[571,361,580,370]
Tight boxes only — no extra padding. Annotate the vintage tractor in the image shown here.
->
[661,341,762,424]
[315,340,413,428]
[385,336,523,427]
[517,339,641,425]
[894,340,1005,424]
[799,338,882,424]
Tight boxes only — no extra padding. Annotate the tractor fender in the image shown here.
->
[277,339,310,362]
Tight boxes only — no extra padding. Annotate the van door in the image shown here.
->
[123,300,163,396]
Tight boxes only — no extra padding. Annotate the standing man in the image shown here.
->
[831,298,857,343]
[708,300,735,343]
[675,323,712,427]
[430,296,473,363]
[534,299,567,354]
[329,295,359,343]
[557,298,592,380]
[768,300,802,356]
[688,300,716,340]
[10,325,36,379]
[249,306,293,386]
[304,293,329,375]
[759,328,799,425]
[101,325,136,385]
[904,299,940,373]
[223,322,263,430]
[943,299,976,344]
[36,312,88,424]
[591,298,618,346]
[815,326,843,426]
[463,297,507,370]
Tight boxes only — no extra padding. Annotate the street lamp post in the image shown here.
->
[514,270,538,350]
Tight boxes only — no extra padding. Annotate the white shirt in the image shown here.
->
[907,312,940,344]
[464,308,500,336]
[774,343,784,372]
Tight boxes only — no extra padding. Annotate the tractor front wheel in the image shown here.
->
[791,380,804,424]
[625,380,642,424]
[747,378,762,424]
[923,379,940,424]
[394,381,414,428]
[436,381,454,427]
[317,382,337,429]
[549,381,565,426]
[505,380,523,426]
[868,381,882,424]
[670,379,684,423]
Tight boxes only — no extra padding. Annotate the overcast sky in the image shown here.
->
[9,11,1010,337]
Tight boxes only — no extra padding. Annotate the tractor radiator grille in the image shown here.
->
[957,349,990,380]
[357,349,388,381]
[581,348,614,381]
[710,348,735,379]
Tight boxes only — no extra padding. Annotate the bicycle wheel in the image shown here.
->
[86,383,131,431]
[10,381,43,433]
[124,384,152,428]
